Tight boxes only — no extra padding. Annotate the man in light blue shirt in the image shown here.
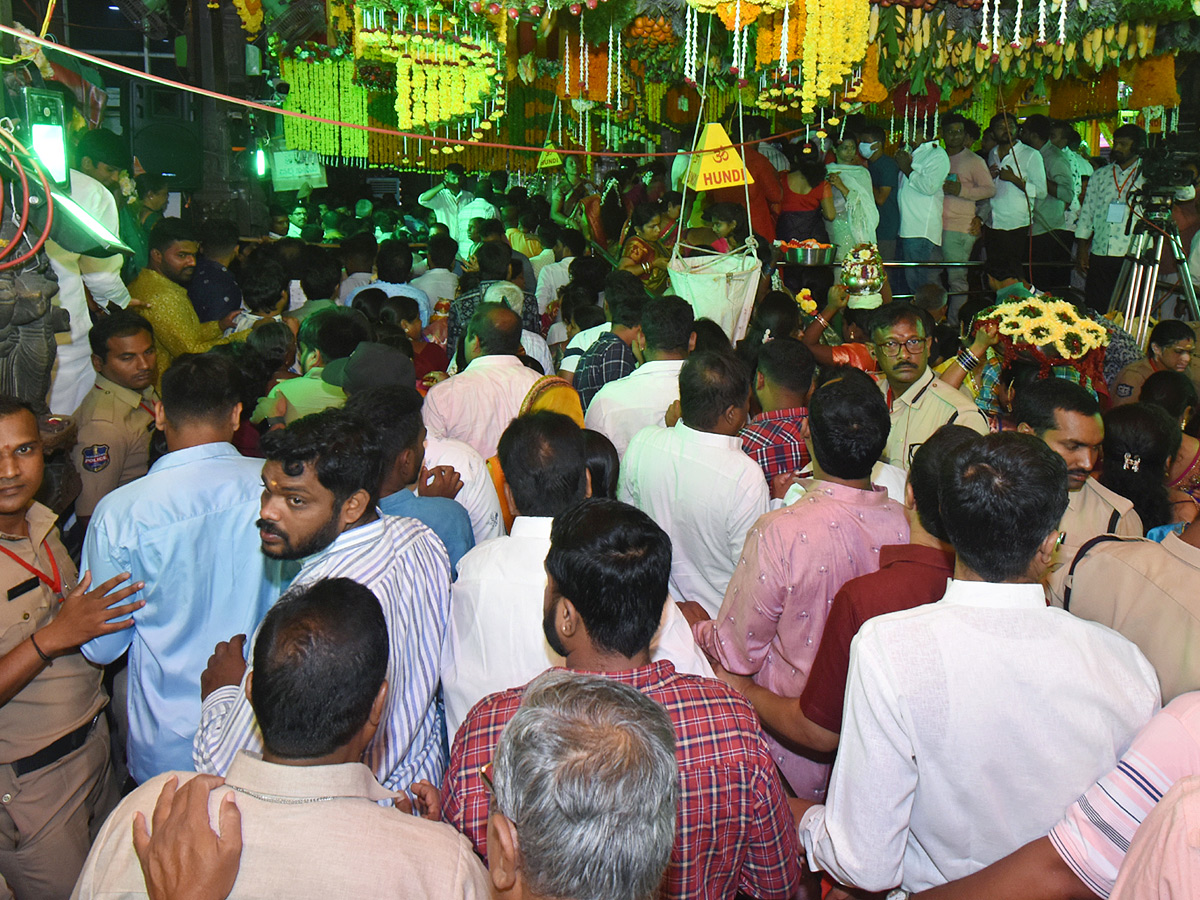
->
[344,384,474,576]
[81,353,286,784]
[342,239,432,327]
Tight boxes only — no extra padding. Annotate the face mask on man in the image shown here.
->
[859,141,879,159]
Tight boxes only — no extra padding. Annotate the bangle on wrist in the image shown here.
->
[30,632,52,665]
[957,348,980,372]
[813,314,830,331]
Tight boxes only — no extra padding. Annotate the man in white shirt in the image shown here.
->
[619,351,768,616]
[1075,124,1146,312]
[417,164,475,245]
[529,224,558,280]
[440,411,711,738]
[798,431,1161,894]
[535,228,586,317]
[409,234,459,322]
[456,196,501,260]
[423,303,542,459]
[895,129,951,296]
[336,233,378,305]
[46,130,133,413]
[585,295,694,457]
[422,437,504,545]
[1025,116,1078,292]
[986,112,1048,274]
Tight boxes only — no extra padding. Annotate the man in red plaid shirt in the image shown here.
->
[741,338,816,490]
[437,498,802,900]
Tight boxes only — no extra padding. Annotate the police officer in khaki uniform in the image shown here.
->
[1111,319,1195,405]
[1013,378,1142,607]
[70,313,158,530]
[1066,517,1200,703]
[0,397,145,899]
[870,304,990,469]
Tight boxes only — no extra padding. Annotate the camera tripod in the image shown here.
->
[1109,208,1200,348]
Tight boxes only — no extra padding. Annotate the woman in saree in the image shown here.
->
[825,137,879,261]
[550,154,601,234]
[618,203,670,294]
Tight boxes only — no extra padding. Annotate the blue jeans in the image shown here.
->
[896,237,941,297]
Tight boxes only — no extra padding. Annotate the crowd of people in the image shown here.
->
[3,106,1200,900]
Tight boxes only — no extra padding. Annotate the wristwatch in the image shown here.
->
[886,890,912,900]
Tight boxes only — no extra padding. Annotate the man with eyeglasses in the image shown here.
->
[870,304,989,469]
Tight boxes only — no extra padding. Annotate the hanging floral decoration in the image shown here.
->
[231,0,264,38]
[352,6,506,140]
[281,56,370,163]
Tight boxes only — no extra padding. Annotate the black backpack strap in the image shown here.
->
[1062,533,1132,612]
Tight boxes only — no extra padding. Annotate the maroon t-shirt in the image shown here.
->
[800,544,955,734]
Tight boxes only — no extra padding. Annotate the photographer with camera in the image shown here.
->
[1075,124,1146,312]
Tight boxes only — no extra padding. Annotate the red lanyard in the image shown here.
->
[0,538,62,595]
[1112,162,1139,201]
[95,383,155,419]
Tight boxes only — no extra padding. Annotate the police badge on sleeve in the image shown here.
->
[82,444,110,472]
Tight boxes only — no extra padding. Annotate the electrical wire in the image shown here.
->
[0,144,32,263]
[0,23,806,161]
[0,127,55,270]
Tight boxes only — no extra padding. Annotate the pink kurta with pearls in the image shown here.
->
[694,481,908,799]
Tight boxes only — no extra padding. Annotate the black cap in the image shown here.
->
[322,342,416,397]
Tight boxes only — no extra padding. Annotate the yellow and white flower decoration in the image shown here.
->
[987,295,1108,361]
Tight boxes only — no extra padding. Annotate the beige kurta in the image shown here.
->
[1069,532,1200,703]
[72,753,492,900]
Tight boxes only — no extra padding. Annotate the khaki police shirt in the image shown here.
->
[1111,358,1158,405]
[1048,477,1143,608]
[71,374,157,517]
[1069,532,1200,703]
[0,502,105,762]
[877,367,990,470]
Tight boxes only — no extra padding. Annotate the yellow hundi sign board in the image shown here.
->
[537,142,563,170]
[685,123,755,191]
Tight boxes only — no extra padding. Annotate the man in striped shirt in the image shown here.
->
[193,408,453,793]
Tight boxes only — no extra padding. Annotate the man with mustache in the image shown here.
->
[871,304,989,469]
[1013,378,1142,606]
[194,408,452,796]
[130,219,246,385]
[81,353,285,785]
[69,312,159,537]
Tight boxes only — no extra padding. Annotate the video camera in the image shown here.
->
[1131,136,1200,215]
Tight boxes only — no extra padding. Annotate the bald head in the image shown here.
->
[467,301,523,359]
